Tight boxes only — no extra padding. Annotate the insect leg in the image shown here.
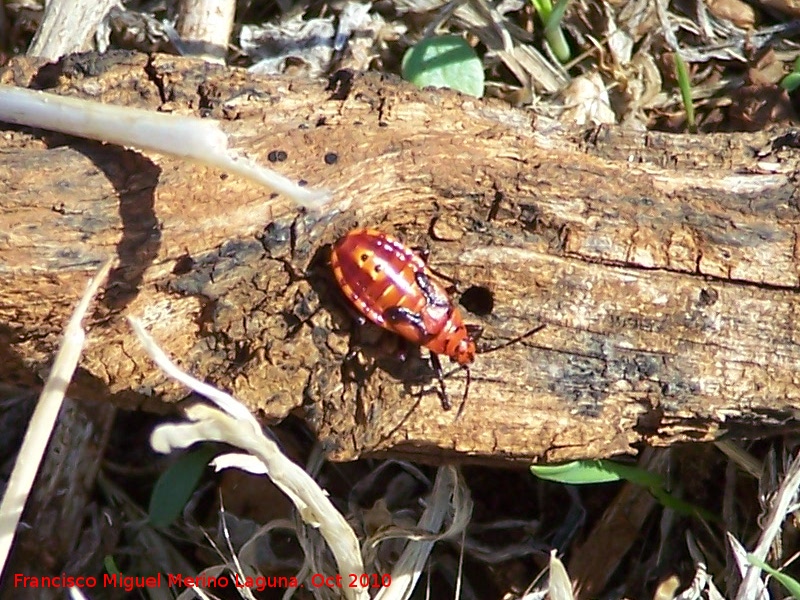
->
[411,245,431,263]
[455,365,470,419]
[429,352,452,411]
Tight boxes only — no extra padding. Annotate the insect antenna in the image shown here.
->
[477,324,546,355]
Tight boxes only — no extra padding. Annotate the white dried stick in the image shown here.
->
[0,85,330,209]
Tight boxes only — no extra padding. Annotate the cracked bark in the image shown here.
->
[2,51,800,464]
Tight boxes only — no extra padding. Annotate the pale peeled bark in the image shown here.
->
[27,0,117,60]
[176,0,236,63]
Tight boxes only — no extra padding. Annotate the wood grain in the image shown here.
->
[2,51,799,463]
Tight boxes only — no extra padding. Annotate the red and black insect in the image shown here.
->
[330,228,541,414]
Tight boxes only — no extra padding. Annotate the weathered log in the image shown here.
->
[2,51,799,464]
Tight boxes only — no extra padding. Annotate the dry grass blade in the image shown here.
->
[728,533,768,600]
[69,586,90,600]
[674,561,709,599]
[0,86,329,209]
[734,451,800,599]
[715,440,763,479]
[547,550,574,600]
[130,318,369,600]
[0,259,113,577]
[373,466,471,600]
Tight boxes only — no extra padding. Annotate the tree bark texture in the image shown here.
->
[2,51,800,464]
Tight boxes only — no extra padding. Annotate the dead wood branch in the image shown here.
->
[2,52,800,464]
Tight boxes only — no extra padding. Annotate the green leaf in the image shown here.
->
[545,0,570,28]
[148,444,218,527]
[104,555,123,576]
[402,35,484,98]
[541,0,572,63]
[649,487,718,521]
[530,0,553,19]
[781,71,800,92]
[531,460,716,521]
[748,554,800,598]
[530,460,663,486]
[674,52,696,132]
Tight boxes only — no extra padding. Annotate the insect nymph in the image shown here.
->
[330,228,476,411]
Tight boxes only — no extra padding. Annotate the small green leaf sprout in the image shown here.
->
[401,35,485,98]
[530,0,572,63]
[531,459,715,520]
[674,52,697,133]
[780,56,800,93]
